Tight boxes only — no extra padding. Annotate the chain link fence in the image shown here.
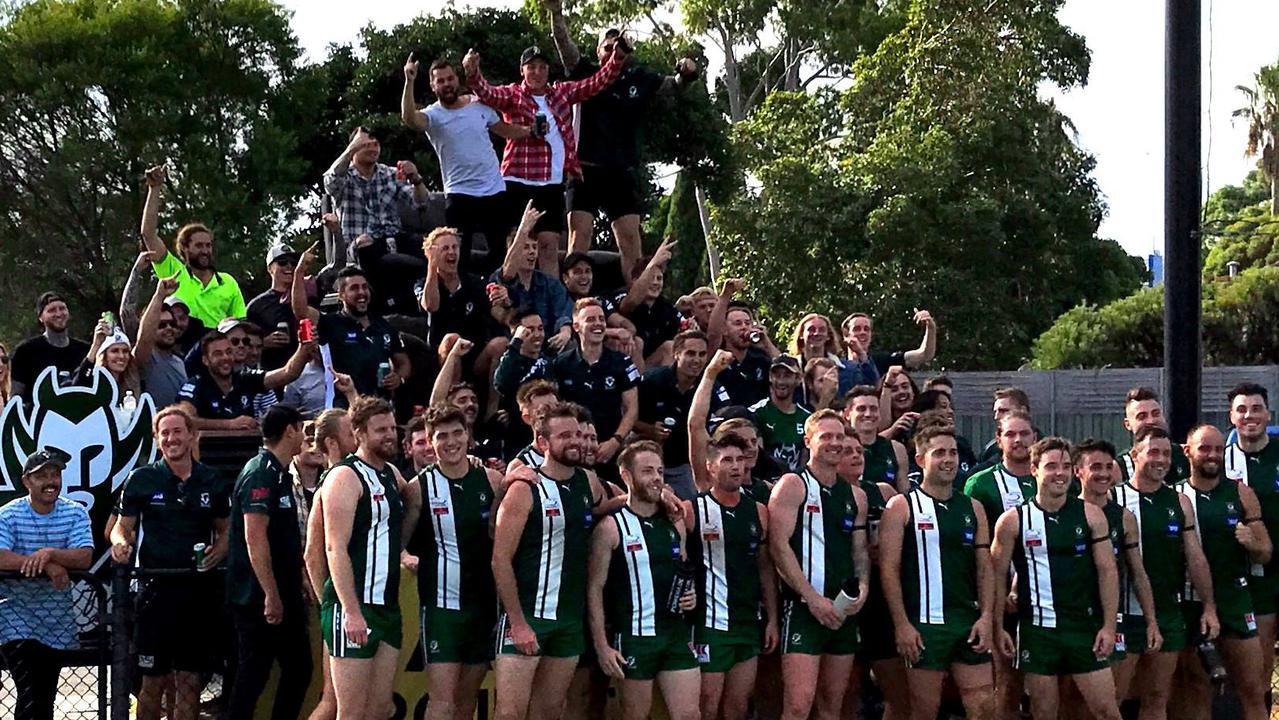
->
[0,570,109,720]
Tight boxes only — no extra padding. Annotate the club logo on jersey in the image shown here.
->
[790,633,802,645]
[200,493,211,508]
[625,535,644,553]
[1075,526,1084,537]
[278,495,292,509]
[605,376,615,390]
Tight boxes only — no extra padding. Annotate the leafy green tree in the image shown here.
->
[709,0,1144,369]
[0,0,321,342]
[1032,265,1279,369]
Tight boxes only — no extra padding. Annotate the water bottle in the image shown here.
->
[666,558,696,614]
[1196,639,1228,685]
[832,577,861,614]
[121,390,137,420]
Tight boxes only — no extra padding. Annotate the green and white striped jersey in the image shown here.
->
[1112,482,1186,620]
[1012,498,1100,632]
[785,470,857,600]
[606,506,683,637]
[515,444,545,469]
[322,455,403,607]
[691,492,763,632]
[413,464,495,611]
[900,487,981,626]
[513,468,595,621]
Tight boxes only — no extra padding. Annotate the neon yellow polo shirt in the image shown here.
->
[153,252,246,327]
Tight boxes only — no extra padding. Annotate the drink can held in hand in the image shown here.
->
[193,543,207,570]
[298,318,314,343]
[377,362,392,385]
[748,330,763,344]
[102,311,116,329]
[667,558,696,614]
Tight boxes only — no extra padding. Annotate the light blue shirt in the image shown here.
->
[0,496,93,648]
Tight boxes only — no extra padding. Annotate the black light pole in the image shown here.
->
[1164,0,1201,439]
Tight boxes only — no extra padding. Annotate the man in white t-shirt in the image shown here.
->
[402,54,530,275]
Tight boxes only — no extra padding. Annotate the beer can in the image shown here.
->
[377,362,392,384]
[298,318,314,343]
[193,542,207,569]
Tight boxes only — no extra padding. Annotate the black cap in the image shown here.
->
[36,291,65,315]
[22,447,71,476]
[520,46,549,66]
[561,252,595,273]
[770,355,801,374]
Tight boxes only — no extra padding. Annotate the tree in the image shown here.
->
[1234,62,1279,215]
[708,0,1144,369]
[1031,265,1279,369]
[1201,170,1278,279]
[0,0,322,342]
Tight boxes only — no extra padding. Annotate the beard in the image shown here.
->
[549,444,582,467]
[1193,460,1220,477]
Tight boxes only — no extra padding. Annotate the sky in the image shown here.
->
[282,0,1279,258]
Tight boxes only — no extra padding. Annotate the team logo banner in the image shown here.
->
[0,367,156,560]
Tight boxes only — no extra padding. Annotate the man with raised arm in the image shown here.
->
[176,329,311,431]
[402,55,522,274]
[768,410,869,720]
[139,165,245,327]
[542,0,699,279]
[462,41,626,275]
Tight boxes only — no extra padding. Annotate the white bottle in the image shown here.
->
[120,390,137,420]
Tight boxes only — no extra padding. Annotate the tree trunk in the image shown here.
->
[718,23,745,123]
[695,183,719,284]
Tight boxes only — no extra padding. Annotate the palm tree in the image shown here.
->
[1234,64,1279,215]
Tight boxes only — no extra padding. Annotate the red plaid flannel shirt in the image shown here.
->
[469,53,624,182]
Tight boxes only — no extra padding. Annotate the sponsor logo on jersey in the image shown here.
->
[1247,613,1258,631]
[806,503,821,514]
[251,487,270,501]
[1025,529,1044,548]
[625,535,644,552]
[917,513,935,531]
[431,501,450,515]
[694,643,710,663]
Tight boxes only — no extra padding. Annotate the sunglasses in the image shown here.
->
[274,258,297,268]
[228,337,248,347]
[157,321,175,330]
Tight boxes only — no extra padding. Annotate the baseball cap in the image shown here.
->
[217,317,253,334]
[266,243,299,267]
[96,329,132,358]
[22,447,71,476]
[561,252,595,273]
[770,355,801,374]
[35,291,66,315]
[163,295,189,311]
[520,46,549,66]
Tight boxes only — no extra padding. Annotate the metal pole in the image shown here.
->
[110,564,131,720]
[1163,0,1202,440]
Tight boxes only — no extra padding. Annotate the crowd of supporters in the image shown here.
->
[2,4,1276,720]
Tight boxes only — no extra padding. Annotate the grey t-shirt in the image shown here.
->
[421,99,505,197]
[142,351,187,408]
